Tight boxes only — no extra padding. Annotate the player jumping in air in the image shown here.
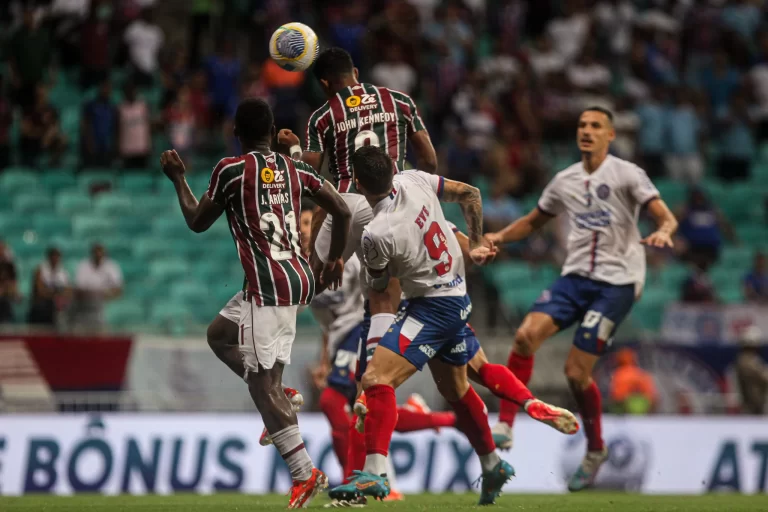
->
[160,98,352,508]
[485,107,678,492]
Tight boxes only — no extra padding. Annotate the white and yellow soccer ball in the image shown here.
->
[269,22,319,72]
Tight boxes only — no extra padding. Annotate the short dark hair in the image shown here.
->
[313,47,354,82]
[235,98,273,142]
[300,199,316,213]
[352,146,393,195]
[582,106,614,123]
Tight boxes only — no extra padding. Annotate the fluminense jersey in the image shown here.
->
[305,83,426,192]
[310,254,364,356]
[361,170,466,299]
[206,151,325,307]
[538,155,660,287]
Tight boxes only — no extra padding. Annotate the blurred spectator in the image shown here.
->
[701,51,741,113]
[566,43,611,99]
[160,46,189,109]
[124,8,164,86]
[188,70,212,131]
[539,71,577,142]
[735,326,768,415]
[750,32,768,141]
[611,95,640,160]
[71,244,123,330]
[527,33,565,80]
[744,252,768,304]
[721,0,761,49]
[677,187,735,268]
[8,5,51,109]
[165,85,197,160]
[28,248,71,328]
[329,4,368,67]
[680,262,718,304]
[488,123,546,198]
[664,88,704,184]
[20,86,67,168]
[49,0,90,69]
[546,0,590,63]
[592,0,635,59]
[483,186,521,234]
[716,94,755,181]
[81,80,117,169]
[188,0,216,68]
[424,0,474,98]
[205,39,241,126]
[635,87,667,177]
[118,82,151,168]
[477,42,520,101]
[80,0,113,90]
[609,348,658,415]
[0,75,12,170]
[0,241,19,324]
[371,44,417,96]
[442,129,480,184]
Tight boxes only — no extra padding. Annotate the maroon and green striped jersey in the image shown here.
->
[305,83,426,193]
[206,151,325,307]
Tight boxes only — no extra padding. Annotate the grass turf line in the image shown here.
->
[1,493,767,511]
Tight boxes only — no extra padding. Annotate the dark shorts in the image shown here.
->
[530,274,635,355]
[327,322,362,404]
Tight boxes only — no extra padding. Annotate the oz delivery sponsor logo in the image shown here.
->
[19,416,246,494]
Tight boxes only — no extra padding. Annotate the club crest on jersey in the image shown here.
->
[261,168,285,189]
[345,93,378,113]
[597,184,611,200]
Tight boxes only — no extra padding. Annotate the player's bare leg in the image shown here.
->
[207,315,245,377]
[246,363,326,507]
[428,359,513,505]
[468,348,578,436]
[564,345,608,492]
[494,312,559,449]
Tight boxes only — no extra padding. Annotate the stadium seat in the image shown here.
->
[0,168,39,194]
[118,173,157,194]
[115,217,151,236]
[654,179,688,208]
[151,216,188,238]
[40,171,77,193]
[93,193,133,216]
[0,214,31,237]
[131,195,176,217]
[105,301,146,328]
[77,170,115,191]
[50,237,90,260]
[72,215,115,239]
[148,302,194,330]
[13,192,53,214]
[55,189,92,215]
[149,259,192,284]
[100,236,134,262]
[32,214,72,238]
[133,237,169,262]
[721,246,754,269]
[120,260,147,284]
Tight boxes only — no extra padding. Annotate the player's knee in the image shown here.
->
[206,318,232,352]
[360,369,383,390]
[513,328,537,357]
[563,360,590,389]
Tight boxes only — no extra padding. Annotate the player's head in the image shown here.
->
[313,47,359,97]
[577,106,615,156]
[352,146,394,198]
[234,98,274,148]
[299,201,316,257]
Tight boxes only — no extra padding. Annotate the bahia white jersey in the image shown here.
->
[538,155,659,287]
[310,254,364,356]
[361,170,466,299]
[315,193,374,264]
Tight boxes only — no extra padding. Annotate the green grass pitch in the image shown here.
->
[1,493,767,511]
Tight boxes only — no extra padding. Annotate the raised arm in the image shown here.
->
[161,150,224,233]
[312,181,351,289]
[641,198,678,248]
[409,130,438,174]
[440,178,483,249]
[487,207,553,245]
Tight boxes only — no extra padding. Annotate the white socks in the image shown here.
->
[271,425,313,481]
[479,451,501,474]
[363,453,388,476]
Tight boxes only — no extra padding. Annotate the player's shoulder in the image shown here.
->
[214,155,246,169]
[308,101,333,123]
[605,155,650,182]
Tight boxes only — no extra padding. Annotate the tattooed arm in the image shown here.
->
[440,178,484,249]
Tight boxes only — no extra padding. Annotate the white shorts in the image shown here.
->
[315,193,373,264]
[218,291,245,324]
[238,296,299,377]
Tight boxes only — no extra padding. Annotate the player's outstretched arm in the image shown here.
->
[410,130,438,174]
[487,207,553,246]
[161,150,224,233]
[641,198,678,248]
[312,181,352,289]
[441,179,483,248]
[278,129,324,172]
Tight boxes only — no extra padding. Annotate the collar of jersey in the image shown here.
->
[373,187,397,215]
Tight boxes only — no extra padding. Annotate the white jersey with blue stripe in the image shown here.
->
[361,170,467,299]
[538,155,659,287]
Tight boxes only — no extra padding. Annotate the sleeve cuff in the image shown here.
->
[437,176,445,198]
[642,195,660,209]
[537,204,555,217]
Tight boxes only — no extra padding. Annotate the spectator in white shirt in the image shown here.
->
[123,8,164,87]
[371,43,417,96]
[72,244,123,330]
[28,248,71,328]
[546,0,590,63]
[527,33,565,80]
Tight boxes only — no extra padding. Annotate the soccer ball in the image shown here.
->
[269,22,319,72]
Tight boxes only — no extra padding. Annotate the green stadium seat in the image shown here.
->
[55,189,92,215]
[736,225,768,247]
[441,203,467,232]
[133,237,169,261]
[118,174,156,194]
[130,195,175,217]
[721,246,754,269]
[93,193,133,216]
[105,301,146,328]
[0,168,39,194]
[50,237,90,260]
[654,179,688,209]
[41,171,77,193]
[121,261,147,283]
[148,302,194,330]
[151,216,188,238]
[720,286,744,304]
[72,215,115,239]
[115,217,151,236]
[486,261,533,288]
[149,259,192,283]
[9,239,46,261]
[32,214,72,238]
[297,308,318,327]
[188,173,211,195]
[0,215,31,237]
[77,170,115,191]
[101,236,134,262]
[170,281,208,302]
[13,192,53,214]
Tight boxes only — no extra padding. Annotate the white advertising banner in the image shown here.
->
[0,414,767,496]
[661,303,768,345]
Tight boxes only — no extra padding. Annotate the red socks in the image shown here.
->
[498,352,534,425]
[345,421,366,479]
[395,407,456,432]
[448,386,495,456]
[570,380,604,452]
[319,387,352,470]
[363,384,398,456]
[478,363,534,405]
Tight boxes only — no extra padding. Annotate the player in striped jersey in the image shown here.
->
[160,98,351,509]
